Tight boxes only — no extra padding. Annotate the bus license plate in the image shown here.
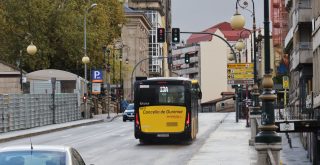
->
[157,134,169,137]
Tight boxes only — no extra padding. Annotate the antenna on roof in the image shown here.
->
[30,138,33,154]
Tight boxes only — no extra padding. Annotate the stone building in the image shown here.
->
[121,5,152,101]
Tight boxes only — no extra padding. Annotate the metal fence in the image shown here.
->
[0,94,81,133]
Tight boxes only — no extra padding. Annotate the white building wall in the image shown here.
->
[200,31,228,103]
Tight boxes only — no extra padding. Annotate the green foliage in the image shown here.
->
[0,0,125,76]
[273,75,283,84]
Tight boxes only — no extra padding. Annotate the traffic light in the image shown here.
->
[83,93,87,103]
[157,28,165,43]
[172,28,180,43]
[185,53,190,64]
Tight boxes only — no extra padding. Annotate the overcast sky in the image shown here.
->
[171,0,265,41]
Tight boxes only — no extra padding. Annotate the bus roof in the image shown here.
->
[191,79,199,84]
[147,77,191,82]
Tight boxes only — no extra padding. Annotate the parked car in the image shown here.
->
[123,103,134,122]
[0,145,87,165]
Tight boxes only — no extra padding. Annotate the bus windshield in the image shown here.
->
[139,85,185,105]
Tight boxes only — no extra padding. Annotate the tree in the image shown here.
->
[0,0,125,76]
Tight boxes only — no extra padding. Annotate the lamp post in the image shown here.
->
[231,0,258,97]
[231,0,257,79]
[254,0,282,164]
[235,29,252,127]
[19,42,37,92]
[231,0,262,130]
[82,3,97,119]
[255,0,281,142]
[107,48,111,119]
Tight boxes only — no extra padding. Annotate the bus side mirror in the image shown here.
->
[198,91,202,99]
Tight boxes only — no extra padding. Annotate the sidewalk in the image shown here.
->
[188,112,257,165]
[0,113,121,143]
[188,112,311,165]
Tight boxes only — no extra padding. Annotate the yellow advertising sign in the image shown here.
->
[283,76,289,89]
[227,69,254,74]
[227,63,253,69]
[139,106,186,133]
[228,74,254,79]
[227,63,254,85]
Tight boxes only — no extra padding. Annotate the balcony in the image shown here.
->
[172,66,199,76]
[284,27,293,50]
[129,0,165,15]
[290,42,313,71]
[285,0,292,8]
[292,4,312,30]
[273,20,281,28]
[172,56,199,66]
[314,92,320,108]
[312,18,320,51]
[273,0,280,8]
[181,67,199,75]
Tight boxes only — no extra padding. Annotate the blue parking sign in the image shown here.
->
[91,70,103,82]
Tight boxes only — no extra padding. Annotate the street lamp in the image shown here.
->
[20,42,37,92]
[231,0,261,127]
[27,42,37,55]
[228,52,235,61]
[82,2,97,119]
[230,9,245,30]
[235,39,245,52]
[236,29,252,62]
[231,0,257,82]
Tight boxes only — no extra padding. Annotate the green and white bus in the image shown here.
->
[134,77,202,143]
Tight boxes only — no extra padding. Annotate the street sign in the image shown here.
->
[92,83,101,94]
[228,79,254,85]
[283,76,289,89]
[227,63,254,85]
[91,69,103,83]
[279,122,295,131]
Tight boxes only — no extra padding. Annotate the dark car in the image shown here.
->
[123,103,134,122]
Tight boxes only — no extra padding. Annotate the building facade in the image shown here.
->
[284,0,319,164]
[311,0,320,164]
[171,22,249,103]
[0,61,21,94]
[128,0,172,77]
[121,6,152,101]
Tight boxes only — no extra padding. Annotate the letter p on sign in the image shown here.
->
[91,69,103,82]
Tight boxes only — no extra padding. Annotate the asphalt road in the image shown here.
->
[0,113,229,165]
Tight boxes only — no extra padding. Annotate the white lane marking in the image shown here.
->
[61,134,72,138]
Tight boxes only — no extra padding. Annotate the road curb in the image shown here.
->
[105,114,122,122]
[0,119,104,144]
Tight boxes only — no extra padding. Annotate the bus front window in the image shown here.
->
[139,85,185,105]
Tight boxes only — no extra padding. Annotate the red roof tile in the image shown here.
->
[187,22,251,45]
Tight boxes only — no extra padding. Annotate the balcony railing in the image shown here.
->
[172,66,199,76]
[172,56,199,66]
[290,42,313,70]
[129,0,165,15]
[297,0,311,9]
